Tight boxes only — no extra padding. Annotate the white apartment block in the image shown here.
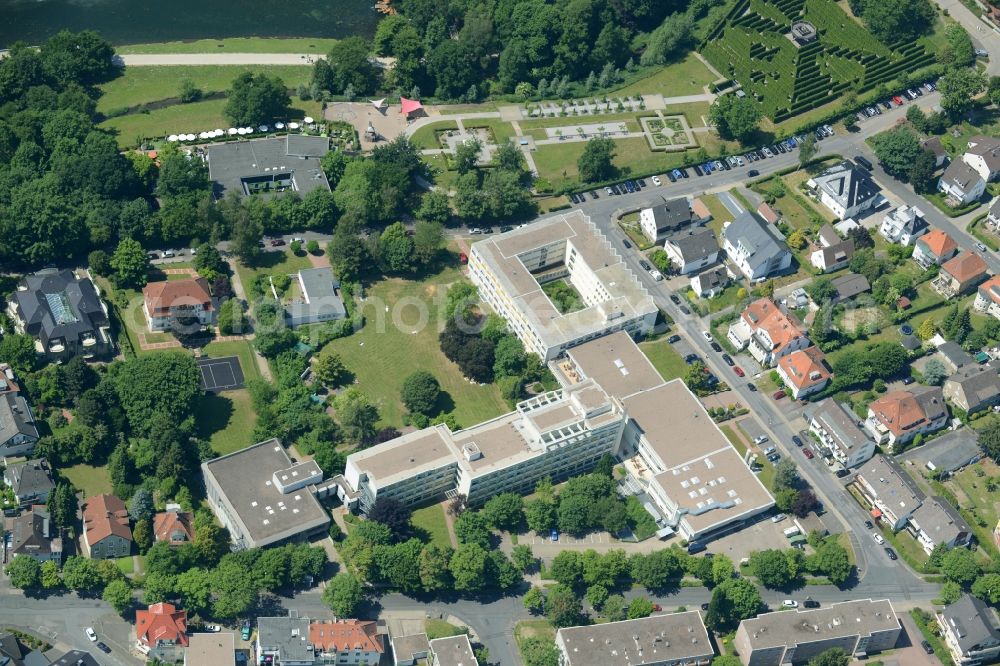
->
[878,205,928,246]
[467,211,657,362]
[807,399,876,469]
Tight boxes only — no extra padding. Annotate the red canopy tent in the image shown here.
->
[400,97,424,117]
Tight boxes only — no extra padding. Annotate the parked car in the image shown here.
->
[748,169,760,177]
[791,435,803,447]
[710,341,722,352]
[291,236,304,244]
[884,547,897,560]
[162,249,177,257]
[781,600,798,608]
[872,533,885,545]
[269,239,284,247]
[762,147,774,158]
[679,168,689,178]
[622,239,632,249]
[606,186,615,195]
[702,330,713,342]
[669,294,681,305]
[855,155,873,170]
[459,253,468,264]
[753,435,769,446]
[921,640,934,655]
[590,190,599,199]
[687,541,706,554]
[734,366,745,377]
[771,513,787,523]
[206,625,222,633]
[147,252,159,260]
[977,242,988,253]
[623,181,634,193]
[693,165,704,176]
[241,624,252,641]
[747,382,757,391]
[96,643,111,654]
[551,529,559,541]
[639,259,652,270]
[835,468,849,478]
[864,520,874,529]
[684,354,701,364]
[86,628,97,642]
[667,334,681,343]
[652,175,662,186]
[892,95,905,105]
[721,354,735,366]
[803,598,820,609]
[499,225,513,233]
[679,305,691,315]
[666,171,677,183]
[773,390,785,400]
[767,453,781,463]
[803,448,814,459]
[701,603,710,611]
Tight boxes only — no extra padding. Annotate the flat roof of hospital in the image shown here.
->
[471,211,657,347]
[566,330,665,397]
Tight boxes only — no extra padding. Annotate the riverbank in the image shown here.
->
[115,37,337,55]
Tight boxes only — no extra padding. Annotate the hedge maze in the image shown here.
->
[701,0,935,122]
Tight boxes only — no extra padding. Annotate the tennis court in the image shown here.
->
[197,355,245,392]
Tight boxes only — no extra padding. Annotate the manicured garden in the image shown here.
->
[410,504,452,550]
[410,120,459,150]
[61,464,113,497]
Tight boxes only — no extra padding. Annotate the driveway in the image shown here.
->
[931,0,1000,76]
[870,611,944,666]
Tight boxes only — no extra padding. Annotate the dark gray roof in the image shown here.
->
[939,341,974,369]
[49,651,100,666]
[911,496,970,545]
[207,136,331,198]
[808,399,873,455]
[913,385,948,423]
[693,266,729,291]
[922,429,982,474]
[21,652,46,666]
[13,270,108,348]
[990,197,1000,219]
[947,363,1000,411]
[942,594,1000,655]
[901,335,922,350]
[0,634,24,662]
[257,616,312,663]
[666,227,718,262]
[831,272,870,302]
[942,160,984,191]
[649,199,692,234]
[10,505,61,559]
[3,459,54,501]
[723,211,790,264]
[0,393,38,447]
[814,161,881,210]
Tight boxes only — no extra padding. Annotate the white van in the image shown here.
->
[783,526,800,538]
[872,533,885,545]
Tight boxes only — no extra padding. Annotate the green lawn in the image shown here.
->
[98,65,314,113]
[235,250,317,300]
[116,38,338,54]
[61,464,112,497]
[100,96,323,148]
[410,504,451,549]
[533,137,690,189]
[426,619,467,640]
[612,54,718,98]
[943,458,1000,558]
[464,118,518,145]
[321,262,508,429]
[115,556,135,575]
[701,193,736,231]
[410,120,458,150]
[639,339,688,381]
[195,390,258,455]
[660,102,712,127]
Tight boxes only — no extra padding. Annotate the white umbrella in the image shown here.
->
[188,134,197,141]
[199,131,210,139]
[288,122,300,130]
[215,129,225,135]
[275,122,285,129]
[259,125,269,132]
[228,128,239,135]
[167,135,178,142]
[244,127,253,134]
[303,116,314,124]
[237,128,247,135]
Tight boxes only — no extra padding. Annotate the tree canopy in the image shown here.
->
[224,72,291,126]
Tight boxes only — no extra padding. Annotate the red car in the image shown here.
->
[459,252,468,264]
[803,448,814,459]
[734,366,745,377]
[772,390,785,400]
[892,95,905,105]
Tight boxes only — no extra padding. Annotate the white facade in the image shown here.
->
[639,207,659,243]
[143,301,213,332]
[808,401,876,469]
[879,205,928,246]
[939,165,986,206]
[727,313,809,368]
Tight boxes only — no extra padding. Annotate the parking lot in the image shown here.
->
[705,513,798,561]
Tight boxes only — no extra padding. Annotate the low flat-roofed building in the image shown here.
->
[256,615,313,666]
[428,635,478,666]
[285,268,347,327]
[467,210,657,361]
[908,496,971,554]
[390,634,430,666]
[733,599,901,666]
[807,399,876,469]
[917,428,982,476]
[185,632,235,666]
[208,135,331,199]
[852,454,923,530]
[555,611,713,666]
[563,330,666,396]
[938,594,1000,666]
[203,439,330,550]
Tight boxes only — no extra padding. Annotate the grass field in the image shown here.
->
[116,38,338,54]
[661,102,713,127]
[203,339,263,381]
[410,504,452,549]
[515,620,556,659]
[98,65,314,113]
[639,339,688,381]
[321,262,508,429]
[464,118,518,145]
[100,96,323,147]
[235,249,318,299]
[62,464,113,497]
[195,390,258,455]
[533,137,691,189]
[943,458,1000,557]
[116,557,135,575]
[612,54,718,98]
[410,120,459,150]
[426,619,468,640]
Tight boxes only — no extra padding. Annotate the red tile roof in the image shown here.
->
[136,602,188,648]
[82,494,131,546]
[309,620,383,654]
[757,203,780,224]
[979,275,1000,307]
[918,229,958,259]
[153,510,194,544]
[777,346,831,391]
[741,298,806,355]
[142,278,213,317]
[941,251,988,284]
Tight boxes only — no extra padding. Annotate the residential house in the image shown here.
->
[285,268,347,328]
[142,278,214,333]
[865,386,948,450]
[830,273,871,304]
[7,269,113,362]
[49,651,101,666]
[663,227,719,275]
[922,136,948,168]
[185,632,235,666]
[0,632,48,666]
[938,594,1000,666]
[690,197,712,222]
[555,611,713,666]
[81,494,132,559]
[639,199,692,242]
[809,224,855,273]
[733,599,901,666]
[428,635,479,666]
[3,459,54,508]
[938,341,975,374]
[944,362,1000,414]
[8,505,62,564]
[309,620,384,666]
[852,454,923,530]
[914,229,959,268]
[986,197,1000,232]
[807,399,877,469]
[136,602,189,660]
[727,298,810,367]
[776,346,832,399]
[963,135,1000,182]
[934,251,989,297]
[690,266,731,298]
[757,202,780,224]
[153,506,194,546]
[918,429,982,477]
[909,496,971,554]
[810,160,882,220]
[0,366,38,458]
[879,205,929,246]
[939,160,986,206]
[721,211,793,281]
[390,634,430,666]
[975,275,1000,321]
